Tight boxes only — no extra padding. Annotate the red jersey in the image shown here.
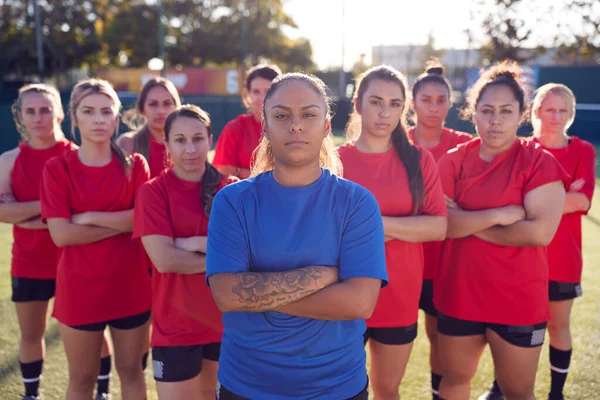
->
[531,136,596,283]
[408,126,473,280]
[212,114,262,170]
[436,138,568,325]
[148,135,167,178]
[133,169,237,347]
[10,140,75,279]
[40,150,151,326]
[339,143,447,327]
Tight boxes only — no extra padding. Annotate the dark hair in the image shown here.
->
[412,58,452,101]
[122,77,181,162]
[252,73,341,176]
[347,65,424,214]
[242,64,282,108]
[70,79,132,177]
[164,104,222,217]
[461,60,528,123]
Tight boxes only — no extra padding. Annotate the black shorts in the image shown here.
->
[11,277,55,302]
[363,323,418,346]
[70,310,151,332]
[549,281,582,301]
[152,343,220,382]
[419,279,437,316]
[437,313,547,348]
[216,380,369,400]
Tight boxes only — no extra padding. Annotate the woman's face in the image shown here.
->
[357,79,405,140]
[264,80,330,169]
[536,92,572,135]
[19,92,61,140]
[248,77,272,121]
[412,82,450,129]
[166,116,212,176]
[474,84,523,153]
[142,86,177,133]
[75,93,118,145]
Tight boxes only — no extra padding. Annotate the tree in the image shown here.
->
[417,31,445,69]
[468,0,599,65]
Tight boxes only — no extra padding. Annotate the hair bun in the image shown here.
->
[427,67,444,75]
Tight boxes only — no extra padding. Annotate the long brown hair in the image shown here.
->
[11,83,66,142]
[70,79,132,176]
[122,77,181,161]
[164,104,222,217]
[250,73,341,177]
[347,65,424,214]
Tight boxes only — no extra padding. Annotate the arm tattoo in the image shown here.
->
[231,266,327,310]
[0,192,16,204]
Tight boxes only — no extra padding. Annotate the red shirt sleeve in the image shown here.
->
[133,179,174,239]
[419,149,447,216]
[40,158,71,221]
[524,148,569,195]
[437,150,460,200]
[574,140,596,207]
[212,119,241,168]
[131,154,151,198]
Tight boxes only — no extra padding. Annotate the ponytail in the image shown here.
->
[201,162,224,217]
[391,126,424,214]
[131,125,151,162]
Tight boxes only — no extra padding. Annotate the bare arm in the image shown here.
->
[215,165,251,179]
[47,218,122,247]
[174,236,207,254]
[0,148,42,224]
[15,216,47,230]
[72,210,134,232]
[474,181,565,247]
[208,266,339,313]
[382,215,446,242]
[142,235,207,274]
[563,179,590,213]
[276,277,382,320]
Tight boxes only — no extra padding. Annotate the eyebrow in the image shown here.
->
[172,132,205,136]
[271,104,320,110]
[368,95,403,102]
[481,103,515,108]
[81,105,113,110]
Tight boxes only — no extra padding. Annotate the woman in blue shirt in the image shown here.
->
[206,73,388,400]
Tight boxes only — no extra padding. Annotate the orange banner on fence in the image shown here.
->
[96,68,242,95]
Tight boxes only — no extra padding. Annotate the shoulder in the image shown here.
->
[336,142,355,159]
[130,152,149,168]
[222,114,248,132]
[570,136,596,156]
[44,149,72,176]
[445,128,473,144]
[116,131,136,152]
[213,175,256,207]
[217,174,240,191]
[0,147,21,170]
[138,173,167,200]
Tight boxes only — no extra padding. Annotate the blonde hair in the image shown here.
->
[250,73,341,177]
[11,83,65,141]
[70,78,132,175]
[531,83,576,136]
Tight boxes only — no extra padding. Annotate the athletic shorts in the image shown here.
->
[549,281,582,301]
[152,343,220,382]
[70,310,151,332]
[437,313,547,348]
[363,323,418,346]
[216,380,369,400]
[418,279,437,316]
[11,277,55,302]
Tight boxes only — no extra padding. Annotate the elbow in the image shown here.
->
[211,292,233,313]
[431,217,448,241]
[49,231,68,247]
[531,232,554,247]
[358,303,376,320]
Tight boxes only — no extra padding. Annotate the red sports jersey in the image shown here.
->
[40,150,151,326]
[212,114,262,170]
[436,138,568,325]
[339,143,447,327]
[148,135,167,178]
[408,127,473,280]
[10,140,75,279]
[133,170,237,347]
[531,136,596,283]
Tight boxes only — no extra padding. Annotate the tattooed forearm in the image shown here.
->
[211,266,339,312]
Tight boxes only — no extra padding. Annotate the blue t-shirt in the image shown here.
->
[206,169,388,400]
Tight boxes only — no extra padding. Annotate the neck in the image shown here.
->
[252,112,262,123]
[172,163,206,182]
[272,160,322,187]
[413,124,443,147]
[355,131,392,154]
[148,126,165,143]
[78,140,113,166]
[479,137,517,162]
[536,131,568,149]
[28,133,60,150]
